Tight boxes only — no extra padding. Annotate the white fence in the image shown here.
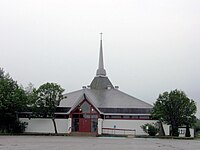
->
[102,127,136,136]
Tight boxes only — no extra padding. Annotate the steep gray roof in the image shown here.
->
[90,76,114,90]
[59,88,153,114]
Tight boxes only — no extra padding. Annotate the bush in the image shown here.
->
[13,121,28,133]
[141,123,159,136]
[0,120,27,134]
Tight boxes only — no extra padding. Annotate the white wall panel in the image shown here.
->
[162,124,170,135]
[20,118,68,134]
[56,119,69,133]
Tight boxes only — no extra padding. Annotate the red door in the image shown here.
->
[79,118,91,132]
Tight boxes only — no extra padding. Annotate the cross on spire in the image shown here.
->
[96,33,106,76]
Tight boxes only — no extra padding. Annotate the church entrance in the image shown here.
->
[71,100,99,133]
[79,118,91,132]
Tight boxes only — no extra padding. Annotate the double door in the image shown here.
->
[79,118,91,132]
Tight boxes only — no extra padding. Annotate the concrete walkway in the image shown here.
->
[0,136,199,150]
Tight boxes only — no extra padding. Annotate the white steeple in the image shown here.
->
[96,33,106,76]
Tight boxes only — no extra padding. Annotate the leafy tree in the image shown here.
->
[33,82,64,134]
[0,68,28,133]
[141,123,159,136]
[152,89,197,136]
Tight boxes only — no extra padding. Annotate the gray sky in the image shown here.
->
[0,0,200,117]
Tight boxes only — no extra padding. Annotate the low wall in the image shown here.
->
[20,118,69,134]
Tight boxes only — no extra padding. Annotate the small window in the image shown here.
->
[91,115,98,118]
[139,116,149,119]
[105,115,110,119]
[110,115,121,119]
[123,116,130,119]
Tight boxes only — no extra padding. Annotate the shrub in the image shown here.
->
[141,123,159,136]
[13,121,28,133]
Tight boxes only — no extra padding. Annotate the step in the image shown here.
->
[70,132,97,137]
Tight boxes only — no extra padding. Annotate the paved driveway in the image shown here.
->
[0,136,199,150]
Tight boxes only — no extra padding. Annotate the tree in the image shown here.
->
[33,82,64,134]
[0,68,28,133]
[194,118,200,137]
[152,89,196,136]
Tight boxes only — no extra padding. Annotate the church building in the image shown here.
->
[20,34,158,136]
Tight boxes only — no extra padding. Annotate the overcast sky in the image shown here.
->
[0,0,200,117]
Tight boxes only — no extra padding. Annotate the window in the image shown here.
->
[80,101,90,113]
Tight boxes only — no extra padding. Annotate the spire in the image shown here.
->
[96,33,106,76]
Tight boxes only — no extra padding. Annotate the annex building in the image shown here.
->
[20,35,162,136]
